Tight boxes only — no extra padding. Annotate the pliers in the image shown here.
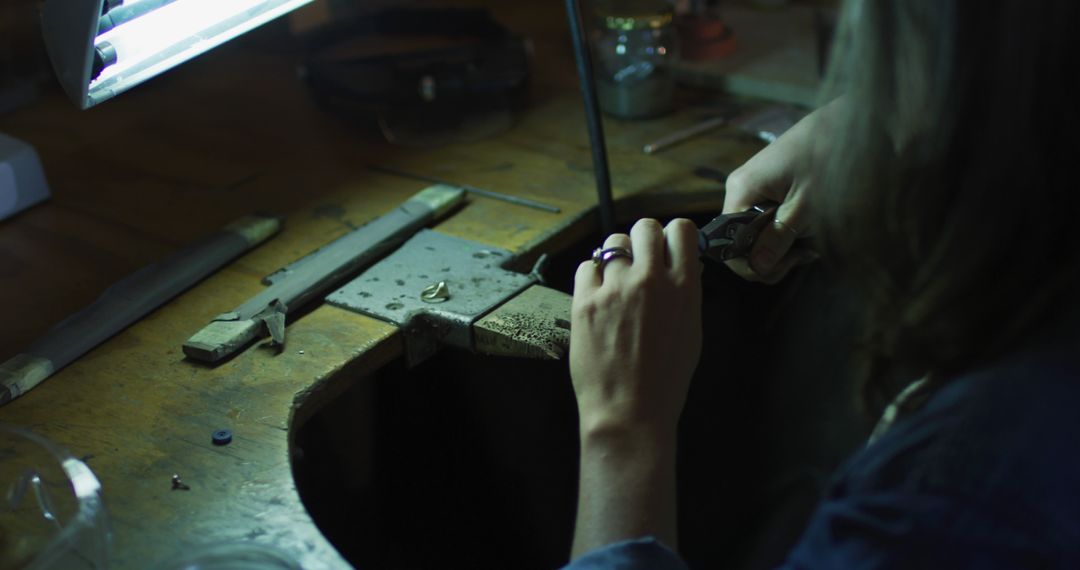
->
[697,202,778,263]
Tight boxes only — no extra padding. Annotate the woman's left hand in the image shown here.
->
[570,217,704,439]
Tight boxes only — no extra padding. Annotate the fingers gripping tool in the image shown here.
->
[697,202,778,263]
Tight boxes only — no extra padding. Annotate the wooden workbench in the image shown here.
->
[0,3,763,567]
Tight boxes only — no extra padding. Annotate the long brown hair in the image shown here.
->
[815,0,1080,413]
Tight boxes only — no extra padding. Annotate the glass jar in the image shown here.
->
[0,424,110,569]
[592,0,678,119]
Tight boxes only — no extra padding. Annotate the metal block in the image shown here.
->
[326,230,536,365]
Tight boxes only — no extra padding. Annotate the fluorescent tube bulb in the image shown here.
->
[85,0,312,105]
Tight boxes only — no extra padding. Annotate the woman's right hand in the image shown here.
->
[723,99,841,283]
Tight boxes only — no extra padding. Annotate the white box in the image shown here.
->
[0,133,50,220]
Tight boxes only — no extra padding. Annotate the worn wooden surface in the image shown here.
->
[474,285,572,360]
[0,1,765,567]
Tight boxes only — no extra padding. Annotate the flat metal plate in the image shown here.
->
[326,230,535,345]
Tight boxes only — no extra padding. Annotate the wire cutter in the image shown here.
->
[697,202,778,263]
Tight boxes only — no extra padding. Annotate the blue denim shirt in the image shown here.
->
[564,336,1080,569]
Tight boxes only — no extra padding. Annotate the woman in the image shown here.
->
[564,0,1080,567]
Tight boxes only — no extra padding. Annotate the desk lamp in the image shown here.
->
[41,0,314,109]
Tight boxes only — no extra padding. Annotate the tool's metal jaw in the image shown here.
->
[697,203,777,263]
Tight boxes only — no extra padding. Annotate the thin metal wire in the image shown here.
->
[369,165,561,214]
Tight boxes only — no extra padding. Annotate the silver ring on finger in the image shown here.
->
[773,218,800,237]
[591,246,633,269]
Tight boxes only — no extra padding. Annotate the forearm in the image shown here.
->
[567,217,700,561]
[570,422,679,560]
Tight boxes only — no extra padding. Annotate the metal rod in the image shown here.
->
[564,0,616,235]
[643,116,727,154]
[369,165,561,214]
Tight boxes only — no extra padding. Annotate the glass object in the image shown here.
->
[0,424,110,569]
[158,542,301,570]
[591,0,678,119]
